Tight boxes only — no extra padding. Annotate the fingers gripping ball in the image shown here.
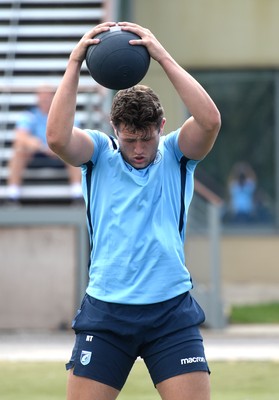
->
[86,27,150,90]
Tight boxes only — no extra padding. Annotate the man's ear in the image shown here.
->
[159,118,166,134]
[110,121,118,136]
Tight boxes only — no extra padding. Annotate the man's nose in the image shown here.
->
[134,140,144,154]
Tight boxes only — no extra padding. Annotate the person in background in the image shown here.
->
[6,85,82,203]
[47,21,221,400]
[227,161,257,223]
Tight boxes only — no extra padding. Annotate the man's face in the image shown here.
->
[115,124,163,169]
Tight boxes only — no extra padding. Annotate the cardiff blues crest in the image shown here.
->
[80,350,92,366]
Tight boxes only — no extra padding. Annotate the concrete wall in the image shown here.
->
[134,0,279,68]
[0,226,76,330]
[221,234,279,284]
[186,231,279,307]
[187,233,279,285]
[0,207,88,331]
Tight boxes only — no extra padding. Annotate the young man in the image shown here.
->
[47,21,221,400]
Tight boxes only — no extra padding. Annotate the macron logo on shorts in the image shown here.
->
[180,356,206,365]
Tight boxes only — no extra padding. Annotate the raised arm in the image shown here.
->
[119,22,221,160]
[46,22,116,166]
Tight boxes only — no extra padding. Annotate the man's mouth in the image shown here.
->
[134,156,145,163]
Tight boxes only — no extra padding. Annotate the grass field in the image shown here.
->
[1,360,279,400]
[230,302,279,324]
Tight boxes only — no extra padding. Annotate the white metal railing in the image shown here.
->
[187,179,226,329]
[0,8,103,20]
[0,0,108,190]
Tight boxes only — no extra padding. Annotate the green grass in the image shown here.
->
[1,361,279,400]
[230,302,279,324]
[0,362,66,400]
[210,362,279,400]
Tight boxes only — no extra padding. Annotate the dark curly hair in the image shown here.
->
[110,85,164,134]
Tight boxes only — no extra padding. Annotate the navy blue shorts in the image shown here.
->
[66,292,209,390]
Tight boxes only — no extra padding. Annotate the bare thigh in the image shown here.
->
[156,371,210,400]
[66,369,120,400]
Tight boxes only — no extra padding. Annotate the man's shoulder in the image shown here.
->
[159,129,181,156]
[84,130,117,166]
[85,129,115,147]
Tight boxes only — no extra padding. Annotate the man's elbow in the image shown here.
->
[208,109,221,135]
[46,128,63,154]
[46,129,55,150]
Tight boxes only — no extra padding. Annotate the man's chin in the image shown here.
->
[132,161,149,170]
